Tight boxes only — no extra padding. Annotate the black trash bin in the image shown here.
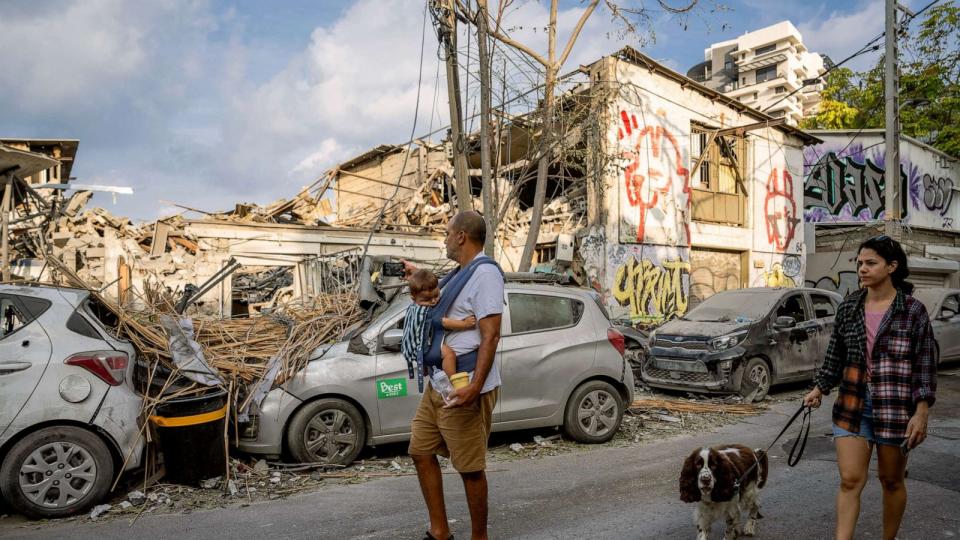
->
[150,389,228,485]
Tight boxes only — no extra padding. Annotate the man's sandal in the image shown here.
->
[422,532,453,540]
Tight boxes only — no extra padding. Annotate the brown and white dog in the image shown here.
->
[679,444,768,540]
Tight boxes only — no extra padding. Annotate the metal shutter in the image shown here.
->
[689,249,743,310]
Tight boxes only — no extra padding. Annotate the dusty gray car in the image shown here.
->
[0,285,144,519]
[237,281,634,465]
[643,287,843,400]
[912,288,960,364]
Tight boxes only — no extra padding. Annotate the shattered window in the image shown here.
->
[0,298,29,338]
[810,294,837,319]
[943,295,959,317]
[508,294,582,334]
[776,294,808,323]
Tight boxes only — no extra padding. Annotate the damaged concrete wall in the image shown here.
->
[586,54,808,325]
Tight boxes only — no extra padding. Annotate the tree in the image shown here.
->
[460,0,704,271]
[802,2,960,158]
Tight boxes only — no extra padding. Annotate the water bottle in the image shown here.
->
[430,368,454,401]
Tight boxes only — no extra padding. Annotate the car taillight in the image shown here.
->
[65,351,128,386]
[607,328,626,357]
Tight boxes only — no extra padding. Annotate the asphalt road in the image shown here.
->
[3,370,959,540]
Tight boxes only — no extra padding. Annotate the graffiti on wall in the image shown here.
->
[689,250,740,307]
[761,262,797,288]
[616,109,690,245]
[751,255,801,288]
[806,271,859,297]
[764,169,800,252]
[578,227,606,295]
[609,245,690,325]
[922,174,955,216]
[804,152,915,222]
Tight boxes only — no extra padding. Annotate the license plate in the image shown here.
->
[653,358,708,373]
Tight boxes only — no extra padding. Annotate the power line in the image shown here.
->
[358,2,430,263]
[761,0,943,115]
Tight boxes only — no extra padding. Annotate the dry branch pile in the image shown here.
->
[44,255,364,408]
[629,397,765,416]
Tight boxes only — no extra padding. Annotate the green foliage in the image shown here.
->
[802,2,960,158]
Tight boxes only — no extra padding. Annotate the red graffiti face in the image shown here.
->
[618,110,690,244]
[763,168,799,252]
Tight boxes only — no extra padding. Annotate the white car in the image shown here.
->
[237,280,634,466]
[0,285,144,519]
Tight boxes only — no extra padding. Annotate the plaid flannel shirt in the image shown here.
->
[814,288,937,440]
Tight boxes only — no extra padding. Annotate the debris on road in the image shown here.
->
[629,397,767,416]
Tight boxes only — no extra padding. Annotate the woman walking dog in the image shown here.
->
[804,235,937,540]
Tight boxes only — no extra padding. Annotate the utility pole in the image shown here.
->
[476,0,495,256]
[884,0,900,237]
[434,0,472,212]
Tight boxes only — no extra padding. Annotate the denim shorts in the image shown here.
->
[832,390,905,447]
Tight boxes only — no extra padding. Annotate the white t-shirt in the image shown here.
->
[442,254,504,393]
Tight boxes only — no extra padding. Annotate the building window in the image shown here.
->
[742,77,747,85]
[756,64,779,83]
[690,125,747,226]
[775,85,786,94]
[755,43,777,55]
[769,110,786,118]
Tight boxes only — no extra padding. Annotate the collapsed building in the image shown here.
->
[321,47,819,326]
[8,47,823,329]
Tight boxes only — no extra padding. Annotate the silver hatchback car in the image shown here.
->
[0,285,144,519]
[911,288,960,363]
[238,281,634,465]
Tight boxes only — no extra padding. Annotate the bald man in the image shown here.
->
[402,210,503,540]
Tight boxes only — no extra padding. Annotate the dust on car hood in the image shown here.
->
[655,318,754,339]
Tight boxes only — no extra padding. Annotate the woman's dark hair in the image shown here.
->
[858,235,914,294]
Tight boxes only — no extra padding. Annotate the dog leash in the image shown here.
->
[734,403,813,489]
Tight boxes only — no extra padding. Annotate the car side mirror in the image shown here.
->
[939,308,957,321]
[381,328,404,352]
[774,316,796,329]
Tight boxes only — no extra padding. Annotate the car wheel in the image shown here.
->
[287,398,366,465]
[563,380,624,444]
[739,357,771,401]
[0,426,114,519]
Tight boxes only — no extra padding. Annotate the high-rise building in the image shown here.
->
[686,21,829,126]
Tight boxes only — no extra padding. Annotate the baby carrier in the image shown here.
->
[413,255,503,391]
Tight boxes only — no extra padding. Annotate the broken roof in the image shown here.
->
[0,143,59,179]
[0,138,79,180]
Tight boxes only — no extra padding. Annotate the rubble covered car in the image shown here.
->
[0,285,144,519]
[642,287,842,400]
[237,280,634,465]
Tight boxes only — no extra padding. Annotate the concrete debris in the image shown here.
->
[89,504,112,520]
[127,490,146,505]
[118,501,132,510]
[510,443,524,453]
[200,477,221,490]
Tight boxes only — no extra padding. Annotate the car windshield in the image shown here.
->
[681,290,782,323]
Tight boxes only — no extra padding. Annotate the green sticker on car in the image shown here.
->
[377,378,407,399]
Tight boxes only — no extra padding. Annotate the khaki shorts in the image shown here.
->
[408,386,499,473]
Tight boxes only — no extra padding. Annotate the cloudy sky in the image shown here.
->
[0,0,917,220]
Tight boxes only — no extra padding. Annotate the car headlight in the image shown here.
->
[710,331,748,352]
[648,329,657,345]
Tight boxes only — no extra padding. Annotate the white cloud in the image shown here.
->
[797,1,885,71]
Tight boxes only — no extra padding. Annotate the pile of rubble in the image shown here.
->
[205,188,332,226]
[335,173,453,232]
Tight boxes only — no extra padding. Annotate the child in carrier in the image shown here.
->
[401,269,476,381]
